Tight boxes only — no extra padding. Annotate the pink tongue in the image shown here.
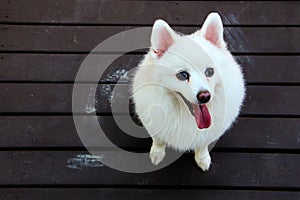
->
[192,104,211,129]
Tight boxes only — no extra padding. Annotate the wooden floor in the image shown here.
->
[1,1,300,199]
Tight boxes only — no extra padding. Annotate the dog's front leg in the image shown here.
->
[194,146,211,171]
[150,137,166,165]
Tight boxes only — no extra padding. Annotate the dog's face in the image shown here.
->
[147,13,228,129]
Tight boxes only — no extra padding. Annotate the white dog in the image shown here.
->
[132,13,245,171]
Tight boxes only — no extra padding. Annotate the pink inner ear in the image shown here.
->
[155,28,173,58]
[205,24,220,47]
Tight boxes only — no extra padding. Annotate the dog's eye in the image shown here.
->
[176,71,190,81]
[205,67,214,77]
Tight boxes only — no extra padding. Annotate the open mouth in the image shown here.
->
[177,93,211,129]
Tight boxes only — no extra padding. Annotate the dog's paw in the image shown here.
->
[195,154,211,171]
[150,147,166,165]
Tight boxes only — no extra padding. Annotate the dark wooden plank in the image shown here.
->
[0,26,299,53]
[239,56,300,84]
[1,54,300,84]
[0,116,299,150]
[0,151,299,187]
[218,118,300,149]
[0,116,83,148]
[0,84,72,113]
[0,53,141,83]
[0,188,299,200]
[0,54,87,82]
[0,84,299,115]
[1,1,299,25]
[242,86,300,115]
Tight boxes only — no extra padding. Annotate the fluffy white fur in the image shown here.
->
[132,13,245,171]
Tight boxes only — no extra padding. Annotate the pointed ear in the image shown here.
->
[200,13,225,48]
[151,19,176,58]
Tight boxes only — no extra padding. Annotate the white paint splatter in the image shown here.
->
[85,106,96,113]
[121,71,129,81]
[104,69,129,82]
[101,84,112,94]
[100,84,113,103]
[85,86,97,113]
[67,154,104,169]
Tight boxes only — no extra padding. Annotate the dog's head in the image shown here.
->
[147,13,230,129]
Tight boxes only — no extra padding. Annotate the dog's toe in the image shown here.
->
[195,154,211,171]
[150,148,166,165]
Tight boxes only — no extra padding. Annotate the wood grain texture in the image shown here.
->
[0,116,299,150]
[0,84,299,115]
[0,188,299,200]
[0,151,299,187]
[1,54,300,84]
[1,1,299,25]
[0,53,141,83]
[0,26,299,53]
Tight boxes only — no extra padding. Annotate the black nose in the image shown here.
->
[197,91,211,104]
